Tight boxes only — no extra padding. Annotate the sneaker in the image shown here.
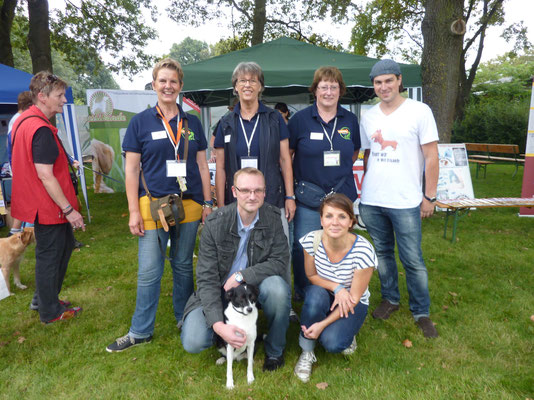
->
[294,351,316,383]
[289,308,300,323]
[372,299,400,320]
[43,307,82,324]
[341,336,358,356]
[30,299,72,311]
[416,317,439,338]
[263,354,284,372]
[106,334,153,353]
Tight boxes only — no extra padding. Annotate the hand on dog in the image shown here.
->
[213,322,247,349]
[331,288,356,318]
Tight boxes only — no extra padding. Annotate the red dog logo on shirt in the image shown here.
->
[371,130,398,150]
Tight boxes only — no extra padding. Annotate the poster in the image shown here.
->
[85,90,200,192]
[437,143,475,204]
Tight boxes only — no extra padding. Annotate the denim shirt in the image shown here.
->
[226,209,259,281]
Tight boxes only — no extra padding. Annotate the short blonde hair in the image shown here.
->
[30,72,68,103]
[152,58,184,84]
[233,167,265,186]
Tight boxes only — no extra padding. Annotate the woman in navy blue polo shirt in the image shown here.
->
[289,66,361,302]
[214,61,295,254]
[106,58,213,352]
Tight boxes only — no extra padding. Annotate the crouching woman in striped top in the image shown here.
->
[294,193,377,383]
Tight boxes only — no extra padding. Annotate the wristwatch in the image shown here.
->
[235,272,244,283]
[285,195,296,200]
[423,194,437,203]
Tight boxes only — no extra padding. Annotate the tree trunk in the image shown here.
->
[251,0,266,45]
[27,0,53,73]
[421,0,464,143]
[0,0,18,67]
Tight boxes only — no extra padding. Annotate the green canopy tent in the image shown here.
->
[181,37,422,107]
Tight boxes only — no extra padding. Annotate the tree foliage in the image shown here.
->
[452,51,534,150]
[0,0,158,77]
[166,0,353,47]
[168,37,211,65]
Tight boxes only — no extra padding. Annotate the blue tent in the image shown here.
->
[0,64,89,220]
[0,63,74,109]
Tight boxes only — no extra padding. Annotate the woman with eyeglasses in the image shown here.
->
[214,61,295,264]
[288,66,361,303]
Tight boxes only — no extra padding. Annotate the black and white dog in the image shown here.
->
[216,284,259,389]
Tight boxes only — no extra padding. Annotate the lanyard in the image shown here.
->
[156,105,183,161]
[320,117,338,151]
[239,114,260,157]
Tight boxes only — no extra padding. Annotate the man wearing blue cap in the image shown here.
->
[358,59,439,338]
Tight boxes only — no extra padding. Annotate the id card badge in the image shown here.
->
[323,151,341,167]
[166,160,187,177]
[241,156,258,169]
[310,132,323,140]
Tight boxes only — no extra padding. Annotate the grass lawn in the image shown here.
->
[0,163,533,399]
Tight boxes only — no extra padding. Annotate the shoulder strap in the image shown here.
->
[312,230,323,254]
[11,114,77,177]
[140,169,152,200]
[182,116,189,162]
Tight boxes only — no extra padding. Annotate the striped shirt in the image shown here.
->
[300,230,378,305]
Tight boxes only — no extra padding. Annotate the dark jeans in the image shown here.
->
[34,218,75,322]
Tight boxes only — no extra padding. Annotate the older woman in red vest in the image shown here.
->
[11,71,84,324]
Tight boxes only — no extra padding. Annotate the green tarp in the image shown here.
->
[181,37,421,107]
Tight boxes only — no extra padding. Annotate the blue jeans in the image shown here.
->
[299,285,368,353]
[358,204,430,319]
[181,275,291,358]
[292,203,322,299]
[129,220,200,339]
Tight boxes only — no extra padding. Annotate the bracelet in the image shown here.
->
[285,195,296,200]
[333,284,344,295]
[64,207,75,216]
[202,201,214,209]
[62,204,72,213]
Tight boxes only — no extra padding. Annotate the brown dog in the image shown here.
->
[0,228,35,295]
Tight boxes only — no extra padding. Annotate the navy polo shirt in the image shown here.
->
[288,103,360,201]
[122,104,207,202]
[214,101,289,167]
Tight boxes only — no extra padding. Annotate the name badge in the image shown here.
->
[323,151,340,167]
[310,132,323,140]
[151,130,166,140]
[240,156,258,169]
[166,160,187,177]
[224,134,231,143]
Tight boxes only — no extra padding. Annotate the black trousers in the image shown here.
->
[34,218,75,322]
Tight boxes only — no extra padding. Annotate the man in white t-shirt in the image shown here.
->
[358,59,439,338]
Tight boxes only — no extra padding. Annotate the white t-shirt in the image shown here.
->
[299,231,377,305]
[359,98,439,208]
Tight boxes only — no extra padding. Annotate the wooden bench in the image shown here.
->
[436,198,534,242]
[464,143,525,178]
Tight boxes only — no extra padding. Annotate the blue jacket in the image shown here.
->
[219,103,285,208]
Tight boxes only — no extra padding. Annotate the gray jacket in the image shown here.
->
[183,201,290,328]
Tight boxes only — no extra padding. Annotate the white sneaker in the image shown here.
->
[294,351,316,383]
[341,336,357,356]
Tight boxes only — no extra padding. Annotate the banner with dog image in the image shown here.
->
[86,90,200,193]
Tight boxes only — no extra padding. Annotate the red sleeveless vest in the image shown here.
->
[11,105,78,225]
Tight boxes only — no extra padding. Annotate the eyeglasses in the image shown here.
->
[46,74,59,83]
[317,85,340,92]
[237,78,259,86]
[235,187,265,196]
